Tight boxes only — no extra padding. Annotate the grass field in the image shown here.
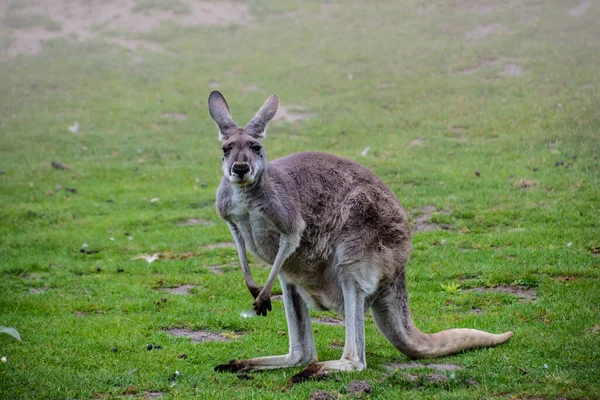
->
[1,0,599,398]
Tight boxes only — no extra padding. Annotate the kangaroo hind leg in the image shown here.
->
[291,274,368,382]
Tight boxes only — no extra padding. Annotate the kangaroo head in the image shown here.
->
[208,91,279,186]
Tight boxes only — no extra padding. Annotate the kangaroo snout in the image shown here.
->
[232,162,251,177]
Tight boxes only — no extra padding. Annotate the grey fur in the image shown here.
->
[210,91,513,377]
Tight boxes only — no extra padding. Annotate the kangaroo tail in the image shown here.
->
[371,271,512,358]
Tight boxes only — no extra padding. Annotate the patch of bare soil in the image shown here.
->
[165,328,241,343]
[513,179,539,189]
[104,37,166,53]
[384,362,461,371]
[457,4,495,15]
[162,113,188,121]
[273,105,312,123]
[448,125,467,134]
[271,294,284,301]
[163,284,196,295]
[568,0,591,16]
[502,63,522,77]
[242,83,261,94]
[145,392,164,399]
[425,373,448,383]
[376,82,395,90]
[28,287,48,294]
[465,23,508,42]
[203,242,236,250]
[312,316,344,326]
[411,206,448,233]
[457,59,497,75]
[348,380,372,395]
[409,138,423,146]
[207,263,235,274]
[176,218,212,226]
[0,0,252,58]
[467,285,537,300]
[160,251,198,260]
[309,390,336,400]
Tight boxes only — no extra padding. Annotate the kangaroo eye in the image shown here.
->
[251,145,262,153]
[222,147,232,154]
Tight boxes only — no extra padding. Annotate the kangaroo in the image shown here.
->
[209,91,512,381]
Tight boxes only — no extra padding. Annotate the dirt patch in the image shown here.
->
[28,287,49,294]
[552,275,580,283]
[457,3,495,15]
[411,206,447,233]
[409,138,423,146]
[160,251,198,260]
[145,392,164,399]
[467,285,537,300]
[348,380,372,395]
[377,82,395,90]
[203,242,236,250]
[165,328,241,343]
[469,308,484,314]
[242,84,261,94]
[162,113,188,121]
[501,63,522,77]
[465,23,508,42]
[513,179,539,189]
[207,263,235,275]
[273,105,312,123]
[312,316,344,326]
[271,294,284,301]
[425,373,448,383]
[309,390,336,400]
[104,37,166,54]
[176,218,212,226]
[457,59,497,75]
[328,339,344,348]
[448,125,467,134]
[385,363,461,371]
[0,0,252,58]
[163,284,196,295]
[568,0,591,17]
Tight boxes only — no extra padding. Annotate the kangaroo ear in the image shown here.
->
[208,91,239,141]
[245,95,279,139]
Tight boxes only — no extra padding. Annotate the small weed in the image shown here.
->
[440,282,461,294]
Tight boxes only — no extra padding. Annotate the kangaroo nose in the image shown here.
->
[232,162,250,176]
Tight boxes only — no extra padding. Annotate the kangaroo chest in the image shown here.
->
[229,206,280,264]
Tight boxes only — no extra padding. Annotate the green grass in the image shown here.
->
[0,0,599,399]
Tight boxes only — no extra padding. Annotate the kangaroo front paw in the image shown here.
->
[214,359,247,373]
[252,293,272,316]
[248,285,263,299]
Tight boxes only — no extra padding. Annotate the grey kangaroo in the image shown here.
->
[209,91,512,380]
